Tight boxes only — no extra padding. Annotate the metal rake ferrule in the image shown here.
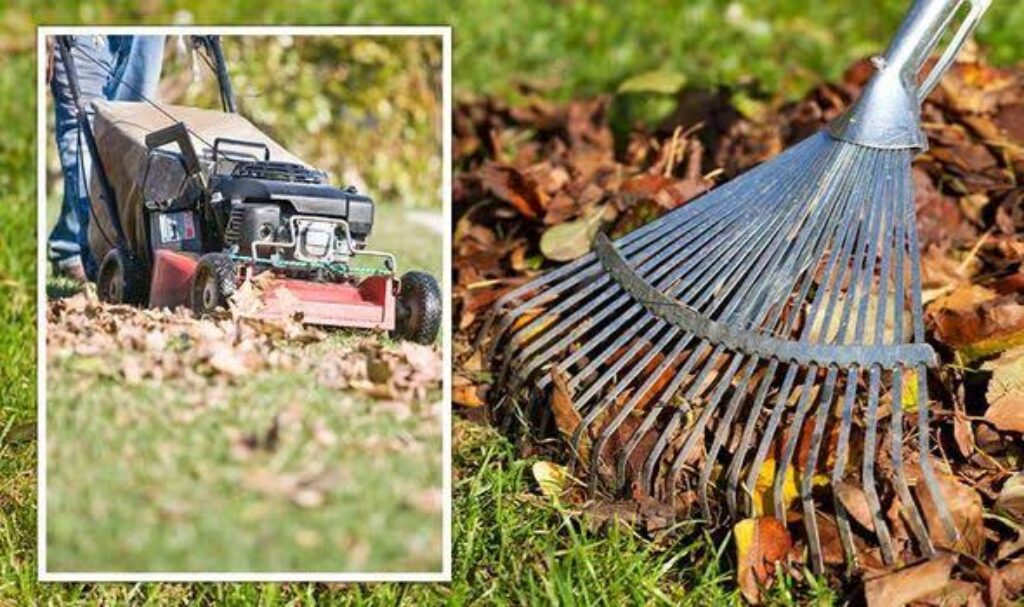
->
[481,0,990,575]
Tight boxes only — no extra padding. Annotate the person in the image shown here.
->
[47,35,165,282]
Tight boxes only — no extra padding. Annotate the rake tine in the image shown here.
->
[698,356,761,518]
[644,341,718,497]
[772,367,820,520]
[888,172,935,553]
[863,365,895,564]
[799,365,840,574]
[741,365,798,515]
[665,353,747,510]
[831,374,862,570]
[724,358,779,517]
[891,367,934,553]
[906,170,959,544]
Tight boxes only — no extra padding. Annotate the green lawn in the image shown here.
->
[46,358,443,573]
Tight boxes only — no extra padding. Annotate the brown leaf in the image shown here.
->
[1001,559,1024,599]
[930,285,1024,361]
[453,382,486,409]
[834,481,875,532]
[863,552,956,607]
[996,473,1024,524]
[915,471,986,557]
[734,517,792,604]
[982,347,1024,433]
[550,367,589,460]
[480,163,547,220]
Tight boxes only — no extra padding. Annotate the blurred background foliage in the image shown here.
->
[6,0,1022,103]
[168,35,443,208]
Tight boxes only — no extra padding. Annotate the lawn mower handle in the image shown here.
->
[193,35,237,113]
[145,122,202,177]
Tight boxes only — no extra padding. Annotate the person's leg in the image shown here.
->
[48,35,115,280]
[106,35,165,101]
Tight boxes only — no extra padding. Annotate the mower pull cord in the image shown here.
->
[55,36,130,252]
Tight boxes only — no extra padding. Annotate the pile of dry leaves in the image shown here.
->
[47,286,442,405]
[453,54,1023,605]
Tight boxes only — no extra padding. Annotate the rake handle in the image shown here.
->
[882,0,992,103]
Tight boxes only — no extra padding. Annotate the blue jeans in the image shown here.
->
[47,35,165,279]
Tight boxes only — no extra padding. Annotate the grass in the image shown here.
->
[46,364,443,572]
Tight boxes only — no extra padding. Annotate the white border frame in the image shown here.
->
[37,25,452,583]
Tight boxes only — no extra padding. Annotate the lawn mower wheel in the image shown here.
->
[191,252,237,316]
[97,248,148,305]
[392,271,441,344]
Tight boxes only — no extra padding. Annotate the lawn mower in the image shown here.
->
[56,35,441,344]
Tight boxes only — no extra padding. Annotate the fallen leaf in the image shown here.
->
[618,70,686,95]
[996,474,1024,524]
[539,204,606,261]
[549,367,589,460]
[916,471,985,557]
[533,460,569,499]
[982,347,1024,433]
[734,517,792,604]
[834,482,876,532]
[930,286,1024,362]
[863,553,956,607]
[480,163,547,220]
[1001,559,1024,599]
[453,380,486,408]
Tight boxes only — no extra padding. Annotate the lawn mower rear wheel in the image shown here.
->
[393,271,441,344]
[191,253,237,316]
[97,248,148,305]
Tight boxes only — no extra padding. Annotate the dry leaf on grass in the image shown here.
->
[734,517,792,604]
[533,460,570,499]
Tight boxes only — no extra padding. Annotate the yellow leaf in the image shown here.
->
[751,458,828,517]
[532,461,569,500]
[902,368,919,412]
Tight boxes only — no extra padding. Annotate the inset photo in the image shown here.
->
[38,26,450,580]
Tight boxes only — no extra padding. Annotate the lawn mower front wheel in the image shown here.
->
[97,248,149,305]
[190,253,237,316]
[392,271,441,344]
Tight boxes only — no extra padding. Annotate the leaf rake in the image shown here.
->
[480,0,991,573]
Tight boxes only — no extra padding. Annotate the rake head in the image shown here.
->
[482,131,957,572]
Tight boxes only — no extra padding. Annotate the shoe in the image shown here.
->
[52,257,88,284]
